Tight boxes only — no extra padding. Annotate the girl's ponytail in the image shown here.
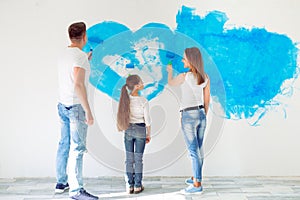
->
[117,84,130,131]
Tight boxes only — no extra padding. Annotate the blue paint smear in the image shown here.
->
[84,5,299,125]
[85,23,195,103]
[176,6,298,122]
[83,21,130,52]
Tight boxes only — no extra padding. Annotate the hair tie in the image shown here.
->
[126,86,131,94]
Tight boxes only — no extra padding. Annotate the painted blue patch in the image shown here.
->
[84,6,299,124]
[176,6,298,122]
[85,24,198,103]
[83,21,130,52]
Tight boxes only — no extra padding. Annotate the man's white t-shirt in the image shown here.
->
[58,47,90,106]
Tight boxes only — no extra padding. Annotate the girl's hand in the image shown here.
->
[146,134,151,144]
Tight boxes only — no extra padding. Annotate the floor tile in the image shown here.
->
[0,177,299,200]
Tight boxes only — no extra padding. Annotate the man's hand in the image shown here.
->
[87,51,92,61]
[85,111,94,126]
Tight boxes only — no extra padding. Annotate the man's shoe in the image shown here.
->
[55,183,69,194]
[180,185,203,195]
[70,188,99,200]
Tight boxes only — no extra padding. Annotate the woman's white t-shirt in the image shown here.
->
[180,72,208,110]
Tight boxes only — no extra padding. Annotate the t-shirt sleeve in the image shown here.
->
[203,74,209,87]
[74,52,89,71]
[143,99,151,127]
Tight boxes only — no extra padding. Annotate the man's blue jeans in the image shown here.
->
[56,103,87,196]
[124,124,146,188]
[181,109,206,183]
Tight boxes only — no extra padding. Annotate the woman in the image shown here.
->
[117,75,151,194]
[167,47,210,194]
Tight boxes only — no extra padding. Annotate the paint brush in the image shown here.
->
[126,63,134,69]
[88,48,93,61]
[166,51,175,65]
[125,63,134,77]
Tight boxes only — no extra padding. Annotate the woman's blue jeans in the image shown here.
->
[124,124,146,188]
[181,109,206,183]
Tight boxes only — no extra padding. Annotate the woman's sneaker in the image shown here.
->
[55,183,69,194]
[180,185,203,195]
[185,178,193,185]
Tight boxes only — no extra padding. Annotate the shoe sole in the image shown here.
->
[55,187,69,194]
[70,192,99,199]
[127,188,134,194]
[180,190,203,195]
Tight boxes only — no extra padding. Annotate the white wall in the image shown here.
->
[0,0,299,178]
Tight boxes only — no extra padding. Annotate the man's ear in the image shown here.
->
[83,33,87,43]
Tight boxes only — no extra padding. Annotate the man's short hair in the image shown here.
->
[68,22,86,40]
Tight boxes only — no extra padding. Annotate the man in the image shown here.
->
[56,22,98,200]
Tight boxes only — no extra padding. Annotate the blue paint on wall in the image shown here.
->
[84,6,299,125]
[176,6,298,122]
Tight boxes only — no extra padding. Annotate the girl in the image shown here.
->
[117,75,151,194]
[167,47,210,194]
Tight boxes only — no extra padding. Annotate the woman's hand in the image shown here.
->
[167,64,173,73]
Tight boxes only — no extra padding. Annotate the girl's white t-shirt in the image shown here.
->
[129,95,151,126]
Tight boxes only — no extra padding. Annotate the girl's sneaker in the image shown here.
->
[126,187,134,194]
[180,185,203,195]
[134,186,144,194]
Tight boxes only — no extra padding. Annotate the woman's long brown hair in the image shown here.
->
[185,47,206,85]
[117,75,141,131]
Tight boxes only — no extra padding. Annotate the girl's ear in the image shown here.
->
[133,84,138,91]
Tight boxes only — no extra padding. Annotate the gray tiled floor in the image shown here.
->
[0,177,300,199]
